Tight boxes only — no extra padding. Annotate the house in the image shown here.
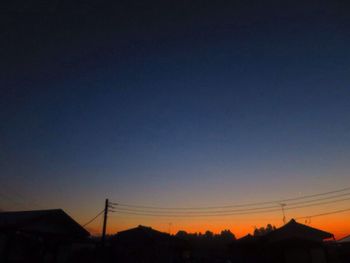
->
[232,219,334,263]
[232,233,265,262]
[111,225,188,263]
[264,219,334,263]
[0,209,90,263]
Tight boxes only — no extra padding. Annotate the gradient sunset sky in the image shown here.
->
[1,0,350,239]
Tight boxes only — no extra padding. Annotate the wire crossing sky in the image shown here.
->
[1,0,350,238]
[108,187,350,216]
[112,186,350,210]
[82,187,350,237]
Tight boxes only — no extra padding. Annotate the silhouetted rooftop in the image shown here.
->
[339,235,350,243]
[236,234,259,244]
[265,219,333,243]
[0,209,89,238]
[117,225,170,239]
[236,219,333,245]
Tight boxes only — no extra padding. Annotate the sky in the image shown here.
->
[1,0,350,239]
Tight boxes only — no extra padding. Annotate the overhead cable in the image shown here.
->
[110,186,350,210]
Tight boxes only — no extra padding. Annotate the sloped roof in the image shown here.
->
[338,235,350,243]
[114,225,190,249]
[117,225,169,239]
[236,234,259,244]
[0,209,89,238]
[115,225,171,244]
[266,219,333,243]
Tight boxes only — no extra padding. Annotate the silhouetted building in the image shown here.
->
[232,219,334,263]
[0,209,89,263]
[111,225,188,263]
[232,234,264,262]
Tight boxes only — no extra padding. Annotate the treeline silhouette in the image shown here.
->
[175,229,236,241]
[253,223,276,236]
[173,229,236,263]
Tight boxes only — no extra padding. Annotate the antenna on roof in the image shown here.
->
[279,203,287,225]
[168,222,172,235]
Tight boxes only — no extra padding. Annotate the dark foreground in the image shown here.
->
[1,210,350,263]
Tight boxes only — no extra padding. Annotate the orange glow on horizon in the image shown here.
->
[84,212,350,240]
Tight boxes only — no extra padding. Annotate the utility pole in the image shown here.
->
[279,203,286,225]
[101,198,109,247]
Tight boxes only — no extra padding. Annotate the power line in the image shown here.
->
[110,192,350,214]
[296,207,350,220]
[110,186,350,210]
[0,192,31,210]
[110,208,281,217]
[106,188,350,234]
[6,186,43,209]
[109,196,350,217]
[0,189,44,210]
[82,209,105,227]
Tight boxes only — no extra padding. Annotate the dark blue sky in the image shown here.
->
[1,1,350,230]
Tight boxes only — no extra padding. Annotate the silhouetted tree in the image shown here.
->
[204,230,214,239]
[175,230,188,239]
[254,224,276,236]
[219,229,236,241]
